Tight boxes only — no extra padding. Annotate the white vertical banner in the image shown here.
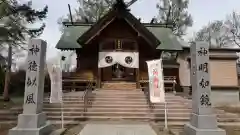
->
[146,59,165,103]
[47,60,63,104]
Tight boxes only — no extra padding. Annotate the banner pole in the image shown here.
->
[164,102,168,130]
[160,53,167,130]
[61,102,64,129]
[60,55,64,129]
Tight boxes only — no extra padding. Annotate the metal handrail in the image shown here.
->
[82,82,93,113]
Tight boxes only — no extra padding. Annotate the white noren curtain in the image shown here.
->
[98,52,139,68]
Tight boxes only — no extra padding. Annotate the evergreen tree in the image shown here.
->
[0,0,48,101]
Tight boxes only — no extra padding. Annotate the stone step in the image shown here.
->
[1,114,239,123]
[2,120,240,130]
[102,84,136,86]
[42,101,186,105]
[45,108,191,113]
[43,98,186,102]
[48,116,190,121]
[92,93,146,97]
[3,109,231,120]
[102,85,136,90]
[42,104,187,109]
[60,94,180,99]
[101,83,136,87]
[91,94,181,99]
[45,96,183,101]
[83,96,152,99]
[102,83,137,85]
[0,115,186,121]
[0,112,189,118]
[101,86,137,88]
[101,87,137,90]
[1,110,236,120]
[44,112,191,117]
[10,108,191,113]
[95,89,142,92]
[44,96,186,100]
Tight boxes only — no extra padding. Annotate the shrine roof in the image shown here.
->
[55,25,90,50]
[56,23,184,51]
[76,0,161,49]
[149,26,184,51]
[56,0,184,51]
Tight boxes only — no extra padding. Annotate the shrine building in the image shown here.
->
[56,1,240,103]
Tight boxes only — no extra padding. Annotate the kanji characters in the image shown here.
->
[28,61,38,71]
[198,63,208,73]
[26,77,37,87]
[199,78,209,88]
[29,45,39,56]
[25,93,35,104]
[200,94,211,106]
[197,47,208,56]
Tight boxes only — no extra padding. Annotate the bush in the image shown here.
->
[44,74,51,93]
[9,70,26,96]
[9,70,51,96]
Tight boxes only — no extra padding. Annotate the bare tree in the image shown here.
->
[155,0,193,37]
[194,20,230,47]
[58,0,115,32]
[224,11,240,47]
[193,12,240,48]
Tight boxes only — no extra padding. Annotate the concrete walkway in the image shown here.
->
[78,124,157,135]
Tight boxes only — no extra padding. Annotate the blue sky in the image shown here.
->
[28,0,240,59]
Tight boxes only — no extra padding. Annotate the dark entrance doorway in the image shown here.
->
[112,64,135,81]
[101,64,135,82]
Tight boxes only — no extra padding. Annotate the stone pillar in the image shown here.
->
[183,42,226,135]
[9,39,52,135]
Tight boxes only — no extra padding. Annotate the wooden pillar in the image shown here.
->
[136,68,140,88]
[135,41,140,88]
[97,68,101,88]
[97,42,102,88]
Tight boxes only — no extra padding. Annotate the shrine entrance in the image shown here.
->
[98,50,139,84]
[111,63,135,81]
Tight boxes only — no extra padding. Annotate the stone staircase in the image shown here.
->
[101,82,137,90]
[1,89,240,129]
